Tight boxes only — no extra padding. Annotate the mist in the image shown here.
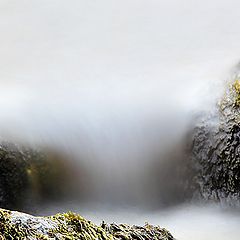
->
[1,0,240,239]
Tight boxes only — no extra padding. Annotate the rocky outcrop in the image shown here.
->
[190,78,240,203]
[0,208,174,240]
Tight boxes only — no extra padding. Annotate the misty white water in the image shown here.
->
[1,0,240,239]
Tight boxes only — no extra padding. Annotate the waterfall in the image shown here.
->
[0,1,240,239]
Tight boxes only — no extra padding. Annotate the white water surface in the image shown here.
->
[1,1,240,239]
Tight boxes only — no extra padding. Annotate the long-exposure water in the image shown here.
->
[1,1,240,239]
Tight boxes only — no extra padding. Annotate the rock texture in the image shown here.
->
[0,143,79,211]
[0,209,174,240]
[190,78,240,203]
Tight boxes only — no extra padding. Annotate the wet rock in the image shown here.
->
[0,143,30,209]
[190,77,240,204]
[0,208,174,240]
[0,143,81,211]
[101,222,174,240]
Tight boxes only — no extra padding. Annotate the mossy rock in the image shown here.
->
[0,208,174,240]
[189,79,240,203]
[101,222,174,240]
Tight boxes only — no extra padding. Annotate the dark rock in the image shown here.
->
[0,143,78,211]
[190,78,240,204]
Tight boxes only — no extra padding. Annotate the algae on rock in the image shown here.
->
[101,222,174,240]
[0,209,174,240]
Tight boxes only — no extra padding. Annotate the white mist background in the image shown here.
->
[1,0,240,239]
[0,0,239,149]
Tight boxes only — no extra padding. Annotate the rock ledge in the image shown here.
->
[0,208,174,240]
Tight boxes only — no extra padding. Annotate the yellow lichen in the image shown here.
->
[233,79,240,93]
[48,211,113,240]
[0,209,113,240]
[0,209,29,239]
[233,79,240,107]
[0,209,173,240]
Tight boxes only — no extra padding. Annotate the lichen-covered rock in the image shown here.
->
[190,77,240,203]
[101,222,174,240]
[0,209,174,240]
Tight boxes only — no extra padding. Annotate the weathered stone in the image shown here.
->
[0,209,174,240]
[190,78,240,204]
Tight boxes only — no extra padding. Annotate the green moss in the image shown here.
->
[101,222,174,240]
[0,209,29,239]
[49,211,113,240]
[0,209,113,240]
[0,209,174,240]
[233,79,240,107]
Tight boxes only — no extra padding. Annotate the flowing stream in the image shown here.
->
[1,1,240,239]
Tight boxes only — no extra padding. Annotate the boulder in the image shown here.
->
[0,208,174,240]
[190,78,240,203]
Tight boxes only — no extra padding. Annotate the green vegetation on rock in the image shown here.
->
[49,212,113,240]
[101,222,174,240]
[233,79,240,107]
[0,209,174,240]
